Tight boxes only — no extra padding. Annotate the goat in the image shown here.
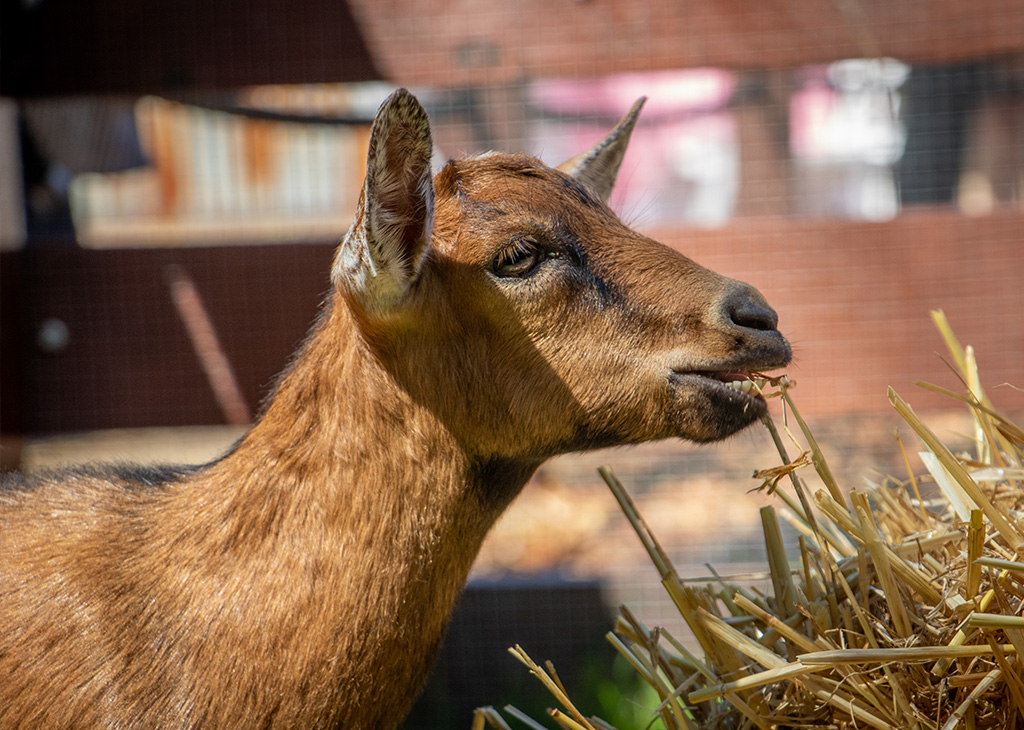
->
[0,89,790,729]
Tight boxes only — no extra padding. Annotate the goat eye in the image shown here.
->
[492,238,546,278]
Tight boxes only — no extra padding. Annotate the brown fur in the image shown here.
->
[0,90,790,729]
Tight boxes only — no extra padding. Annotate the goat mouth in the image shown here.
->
[665,367,790,441]
[669,369,776,408]
[696,371,770,397]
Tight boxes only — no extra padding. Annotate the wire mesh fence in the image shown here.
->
[3,1,1024,726]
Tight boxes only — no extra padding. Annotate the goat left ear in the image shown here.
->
[332,89,434,314]
[556,97,646,202]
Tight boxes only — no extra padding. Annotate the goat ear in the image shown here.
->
[556,97,646,202]
[332,89,434,313]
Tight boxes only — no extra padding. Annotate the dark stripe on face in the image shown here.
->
[555,173,605,211]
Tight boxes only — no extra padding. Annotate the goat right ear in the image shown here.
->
[332,89,434,314]
[556,97,646,202]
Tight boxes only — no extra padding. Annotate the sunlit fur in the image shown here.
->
[0,90,789,730]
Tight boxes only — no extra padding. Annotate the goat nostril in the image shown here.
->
[729,301,779,332]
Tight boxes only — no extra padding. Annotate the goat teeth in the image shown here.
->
[724,379,764,394]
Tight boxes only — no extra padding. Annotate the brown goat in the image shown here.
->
[0,90,790,729]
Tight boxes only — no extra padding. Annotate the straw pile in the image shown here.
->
[476,311,1024,730]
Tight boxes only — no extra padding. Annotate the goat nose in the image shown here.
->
[731,301,779,332]
[723,286,779,332]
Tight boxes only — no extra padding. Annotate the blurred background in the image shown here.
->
[2,0,1024,725]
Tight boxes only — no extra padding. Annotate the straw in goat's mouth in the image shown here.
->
[717,375,766,395]
[695,371,784,397]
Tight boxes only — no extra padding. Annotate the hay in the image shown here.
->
[478,311,1024,730]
